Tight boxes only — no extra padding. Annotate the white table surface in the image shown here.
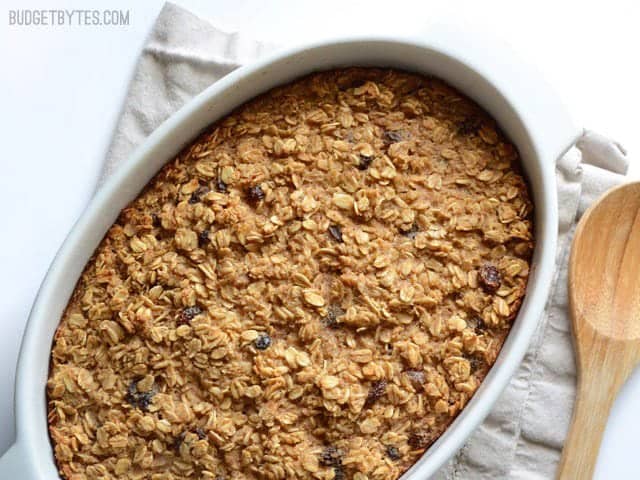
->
[1,0,639,477]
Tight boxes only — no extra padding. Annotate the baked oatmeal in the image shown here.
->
[47,68,534,480]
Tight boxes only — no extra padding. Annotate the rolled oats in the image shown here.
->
[48,68,533,480]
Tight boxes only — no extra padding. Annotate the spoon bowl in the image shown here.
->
[571,182,640,340]
[558,181,640,479]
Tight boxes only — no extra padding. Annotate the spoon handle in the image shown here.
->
[556,338,634,480]
[556,377,616,478]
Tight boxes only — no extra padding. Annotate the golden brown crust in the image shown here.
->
[47,68,533,480]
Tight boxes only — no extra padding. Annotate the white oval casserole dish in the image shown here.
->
[0,32,581,479]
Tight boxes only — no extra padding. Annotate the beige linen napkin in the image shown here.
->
[101,3,630,478]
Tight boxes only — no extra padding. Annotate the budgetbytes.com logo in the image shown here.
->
[8,9,130,26]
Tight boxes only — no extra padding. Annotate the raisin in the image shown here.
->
[319,446,343,467]
[383,130,403,144]
[385,445,401,461]
[179,306,203,325]
[189,186,209,204]
[469,353,485,372]
[364,380,387,408]
[333,466,346,480]
[404,370,425,391]
[478,264,501,293]
[125,379,155,411]
[357,155,374,170]
[468,316,486,332]
[323,304,344,329]
[125,380,138,405]
[254,334,272,350]
[216,178,228,193]
[401,223,419,239]
[173,431,186,451]
[198,229,210,248]
[246,185,265,203]
[137,392,154,411]
[195,427,206,440]
[151,213,161,228]
[328,225,344,243]
[457,118,480,135]
[408,430,435,450]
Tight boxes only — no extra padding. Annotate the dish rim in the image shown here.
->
[3,34,580,479]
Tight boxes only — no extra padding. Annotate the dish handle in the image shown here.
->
[0,442,36,478]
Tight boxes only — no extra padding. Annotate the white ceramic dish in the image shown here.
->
[0,32,581,479]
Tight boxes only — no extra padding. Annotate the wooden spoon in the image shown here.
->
[557,182,640,479]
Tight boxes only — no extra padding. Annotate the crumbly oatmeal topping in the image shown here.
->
[47,68,534,480]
